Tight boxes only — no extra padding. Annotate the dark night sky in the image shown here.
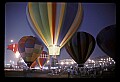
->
[5,2,116,65]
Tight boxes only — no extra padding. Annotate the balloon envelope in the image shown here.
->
[36,51,49,69]
[26,2,83,55]
[18,36,44,67]
[30,51,49,69]
[65,32,96,67]
[96,24,116,61]
[7,44,18,53]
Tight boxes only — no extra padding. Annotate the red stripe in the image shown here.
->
[52,3,56,44]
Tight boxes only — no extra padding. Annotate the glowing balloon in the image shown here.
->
[26,2,83,55]
[7,43,18,53]
[36,51,49,69]
[65,32,96,67]
[96,24,116,61]
[30,51,49,69]
[18,36,44,67]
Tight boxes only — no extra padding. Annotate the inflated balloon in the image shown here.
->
[26,2,83,55]
[65,32,96,67]
[96,24,116,61]
[30,51,49,69]
[36,51,49,69]
[18,36,44,67]
[7,44,18,53]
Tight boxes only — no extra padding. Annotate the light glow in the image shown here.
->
[48,45,60,55]
[66,62,69,65]
[15,51,20,58]
[61,62,64,65]
[10,40,13,43]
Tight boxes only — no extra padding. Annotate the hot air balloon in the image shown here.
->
[30,51,49,69]
[36,51,49,69]
[7,43,18,53]
[7,43,20,58]
[96,24,116,61]
[18,36,44,67]
[26,2,83,56]
[65,32,96,67]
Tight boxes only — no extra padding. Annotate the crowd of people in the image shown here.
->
[66,65,115,78]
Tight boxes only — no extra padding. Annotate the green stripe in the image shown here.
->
[38,3,51,45]
[31,3,51,45]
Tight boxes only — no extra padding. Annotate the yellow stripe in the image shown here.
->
[60,3,83,48]
[55,3,66,45]
[28,2,49,47]
[47,2,53,45]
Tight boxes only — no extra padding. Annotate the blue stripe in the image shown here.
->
[58,3,78,45]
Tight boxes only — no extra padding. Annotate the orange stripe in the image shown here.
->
[52,3,56,44]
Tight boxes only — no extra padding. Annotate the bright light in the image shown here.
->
[92,60,95,63]
[61,62,64,65]
[43,66,49,70]
[15,51,20,58]
[35,66,40,69]
[107,58,108,61]
[99,61,102,62]
[48,45,60,55]
[71,62,74,64]
[13,44,15,47]
[86,65,88,67]
[12,61,14,64]
[101,58,103,60]
[10,40,13,43]
[88,59,91,62]
[50,67,58,69]
[66,62,69,65]
[114,62,115,64]
[47,60,49,63]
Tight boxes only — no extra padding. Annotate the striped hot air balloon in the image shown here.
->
[65,32,96,67]
[7,43,18,53]
[26,2,83,55]
[30,51,49,69]
[18,36,44,67]
[36,51,49,69]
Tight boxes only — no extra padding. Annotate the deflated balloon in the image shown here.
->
[18,36,44,67]
[65,32,96,67]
